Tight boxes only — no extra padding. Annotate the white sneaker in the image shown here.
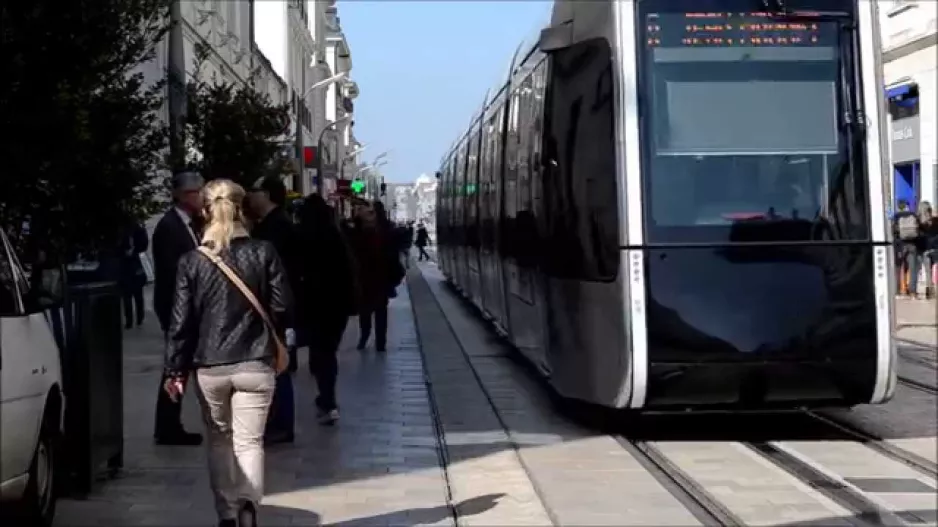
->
[317,408,339,425]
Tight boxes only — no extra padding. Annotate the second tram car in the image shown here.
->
[436,0,897,411]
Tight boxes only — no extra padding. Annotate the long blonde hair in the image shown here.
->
[201,179,249,253]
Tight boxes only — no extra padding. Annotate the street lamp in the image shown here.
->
[297,72,349,194]
[345,144,368,160]
[303,72,347,99]
[315,115,352,193]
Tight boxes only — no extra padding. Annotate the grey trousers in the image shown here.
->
[194,364,276,520]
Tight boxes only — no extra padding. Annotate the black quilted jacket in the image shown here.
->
[164,237,293,374]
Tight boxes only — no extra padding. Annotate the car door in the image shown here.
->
[0,231,46,487]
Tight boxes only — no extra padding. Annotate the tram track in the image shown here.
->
[416,267,936,526]
[805,410,938,478]
[743,441,915,527]
[616,438,746,526]
[897,345,937,396]
[898,376,938,396]
[898,348,937,371]
[616,435,922,527]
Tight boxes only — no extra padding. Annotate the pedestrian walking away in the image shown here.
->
[297,194,358,425]
[415,222,432,261]
[164,179,292,527]
[150,170,205,446]
[348,201,405,352]
[894,199,926,297]
[247,175,303,443]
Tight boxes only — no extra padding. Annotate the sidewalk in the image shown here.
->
[895,297,937,348]
[54,285,455,526]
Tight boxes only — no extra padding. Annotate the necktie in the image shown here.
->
[185,221,198,246]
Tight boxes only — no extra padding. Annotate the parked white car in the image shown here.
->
[0,229,65,526]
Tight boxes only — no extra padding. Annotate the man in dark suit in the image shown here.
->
[151,171,204,446]
[247,175,301,442]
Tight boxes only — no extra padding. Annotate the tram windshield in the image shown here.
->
[637,0,870,243]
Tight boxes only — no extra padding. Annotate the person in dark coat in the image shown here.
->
[415,223,432,261]
[246,175,301,443]
[150,171,205,446]
[296,194,358,424]
[347,201,405,352]
[118,220,149,328]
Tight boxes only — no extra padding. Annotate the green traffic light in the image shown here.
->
[351,180,365,194]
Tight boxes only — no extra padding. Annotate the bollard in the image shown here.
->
[58,281,124,496]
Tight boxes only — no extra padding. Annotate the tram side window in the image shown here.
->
[541,38,619,282]
[467,133,481,251]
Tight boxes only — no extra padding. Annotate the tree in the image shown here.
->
[0,0,171,263]
[183,43,292,188]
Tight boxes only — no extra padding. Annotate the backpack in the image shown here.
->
[897,213,920,240]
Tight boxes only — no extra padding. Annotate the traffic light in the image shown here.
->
[350,179,365,195]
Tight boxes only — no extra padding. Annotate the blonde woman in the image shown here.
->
[163,179,293,527]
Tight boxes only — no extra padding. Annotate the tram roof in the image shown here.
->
[440,7,550,166]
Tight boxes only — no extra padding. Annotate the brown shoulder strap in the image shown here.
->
[196,246,280,336]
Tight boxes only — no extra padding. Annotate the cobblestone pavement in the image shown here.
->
[896,297,936,348]
[55,285,462,526]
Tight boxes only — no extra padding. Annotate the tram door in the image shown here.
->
[480,99,509,329]
[454,145,469,290]
[506,59,550,372]
[465,126,485,309]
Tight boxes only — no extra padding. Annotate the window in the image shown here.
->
[541,37,620,282]
[888,84,919,120]
[637,1,869,243]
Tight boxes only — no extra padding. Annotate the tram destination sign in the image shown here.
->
[646,12,834,49]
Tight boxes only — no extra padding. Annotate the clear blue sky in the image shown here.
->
[339,1,551,183]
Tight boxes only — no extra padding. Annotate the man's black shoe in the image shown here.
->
[154,431,203,446]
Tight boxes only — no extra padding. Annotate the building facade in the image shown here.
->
[388,184,417,223]
[881,0,937,210]
[137,0,256,240]
[413,174,438,238]
[321,1,360,196]
[250,0,360,196]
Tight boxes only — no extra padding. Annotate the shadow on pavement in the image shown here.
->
[331,494,504,527]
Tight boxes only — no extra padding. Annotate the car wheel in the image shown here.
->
[21,417,57,527]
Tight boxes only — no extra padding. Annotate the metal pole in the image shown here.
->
[296,54,305,193]
[316,120,340,196]
[167,0,186,171]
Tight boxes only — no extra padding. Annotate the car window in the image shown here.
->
[0,234,22,315]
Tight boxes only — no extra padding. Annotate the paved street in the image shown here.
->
[56,285,457,526]
[53,262,936,526]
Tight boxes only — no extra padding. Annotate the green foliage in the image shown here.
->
[183,43,292,188]
[0,0,171,262]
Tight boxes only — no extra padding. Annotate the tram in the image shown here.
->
[435,0,897,411]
